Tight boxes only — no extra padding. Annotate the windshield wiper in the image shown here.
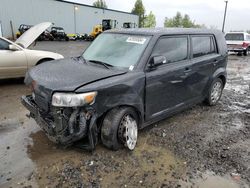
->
[79,56,88,64]
[73,56,89,65]
[88,60,113,69]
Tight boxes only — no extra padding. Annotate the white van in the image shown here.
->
[225,32,250,56]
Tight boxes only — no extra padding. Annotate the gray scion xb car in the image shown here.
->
[21,28,228,151]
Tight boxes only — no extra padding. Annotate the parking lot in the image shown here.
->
[0,41,249,188]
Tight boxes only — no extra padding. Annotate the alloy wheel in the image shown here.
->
[211,81,223,104]
[119,114,138,150]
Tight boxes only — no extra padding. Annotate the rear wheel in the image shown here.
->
[101,107,139,151]
[206,78,223,106]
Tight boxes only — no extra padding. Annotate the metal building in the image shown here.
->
[0,0,139,38]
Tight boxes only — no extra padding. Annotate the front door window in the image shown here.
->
[0,38,9,50]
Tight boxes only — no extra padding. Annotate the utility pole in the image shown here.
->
[74,5,78,33]
[222,0,228,33]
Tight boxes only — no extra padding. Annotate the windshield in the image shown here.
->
[83,33,151,69]
[225,33,244,41]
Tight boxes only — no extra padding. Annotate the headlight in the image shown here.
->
[52,92,97,107]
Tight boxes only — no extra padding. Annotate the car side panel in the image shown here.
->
[24,49,63,68]
[204,51,228,96]
[145,60,195,121]
[0,50,27,79]
[189,54,222,99]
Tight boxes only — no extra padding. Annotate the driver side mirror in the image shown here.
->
[9,44,19,51]
[148,55,167,69]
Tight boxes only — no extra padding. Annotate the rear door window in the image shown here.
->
[152,36,188,64]
[191,36,216,58]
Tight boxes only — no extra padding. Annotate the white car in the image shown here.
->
[0,22,63,79]
[225,32,250,56]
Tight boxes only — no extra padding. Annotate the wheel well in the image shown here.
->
[96,105,142,128]
[218,75,226,87]
[36,58,54,65]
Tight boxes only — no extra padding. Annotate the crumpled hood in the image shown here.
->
[25,57,127,94]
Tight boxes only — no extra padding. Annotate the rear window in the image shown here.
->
[192,36,216,58]
[225,33,244,41]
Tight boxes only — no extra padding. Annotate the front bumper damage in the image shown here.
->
[21,95,98,151]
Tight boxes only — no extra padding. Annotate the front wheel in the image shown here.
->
[206,78,223,106]
[101,107,139,151]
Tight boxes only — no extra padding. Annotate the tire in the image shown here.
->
[206,78,223,106]
[101,107,139,151]
[243,50,247,56]
[37,37,42,41]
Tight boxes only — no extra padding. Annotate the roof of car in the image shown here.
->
[106,27,223,36]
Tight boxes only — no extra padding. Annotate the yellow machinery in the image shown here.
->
[16,31,21,38]
[90,25,103,39]
[88,19,117,40]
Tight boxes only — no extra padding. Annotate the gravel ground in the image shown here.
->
[0,41,249,188]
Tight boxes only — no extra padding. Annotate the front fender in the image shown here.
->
[96,87,144,120]
[76,72,145,126]
[24,49,63,68]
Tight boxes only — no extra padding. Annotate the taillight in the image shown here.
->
[242,42,249,48]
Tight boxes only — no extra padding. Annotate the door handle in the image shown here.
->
[213,59,219,66]
[180,67,192,79]
[183,67,192,74]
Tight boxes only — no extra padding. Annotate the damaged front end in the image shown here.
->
[21,95,98,151]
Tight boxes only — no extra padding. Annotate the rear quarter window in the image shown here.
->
[192,36,217,58]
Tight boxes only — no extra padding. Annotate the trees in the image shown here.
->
[131,0,146,27]
[144,11,156,28]
[172,12,182,27]
[131,0,157,28]
[164,12,202,28]
[93,0,107,9]
[182,14,195,28]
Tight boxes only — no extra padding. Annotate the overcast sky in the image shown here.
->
[67,0,250,31]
